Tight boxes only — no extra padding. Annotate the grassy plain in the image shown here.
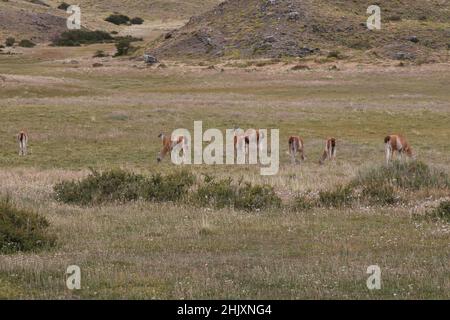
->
[0,47,449,299]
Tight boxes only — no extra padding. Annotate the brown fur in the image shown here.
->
[288,136,305,164]
[319,137,336,164]
[385,134,413,164]
[157,133,187,162]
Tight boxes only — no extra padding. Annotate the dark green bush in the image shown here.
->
[105,14,130,25]
[54,169,194,205]
[54,169,146,205]
[52,30,113,46]
[234,183,281,211]
[57,2,70,10]
[130,17,144,25]
[18,39,35,48]
[141,170,195,202]
[114,38,133,56]
[194,176,236,209]
[0,198,56,254]
[5,37,15,47]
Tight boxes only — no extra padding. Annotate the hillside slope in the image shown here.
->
[149,0,450,61]
[0,0,222,43]
[0,0,67,42]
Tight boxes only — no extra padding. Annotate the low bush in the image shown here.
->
[114,38,134,56]
[130,17,144,25]
[193,176,281,211]
[353,161,450,191]
[141,170,195,202]
[291,193,316,211]
[93,50,108,58]
[0,198,56,254]
[54,169,146,205]
[5,37,15,47]
[105,14,130,25]
[52,30,113,46]
[54,169,194,205]
[57,2,70,10]
[18,39,36,48]
[234,183,281,211]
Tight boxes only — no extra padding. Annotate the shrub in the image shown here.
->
[193,176,281,211]
[54,169,146,205]
[141,170,195,202]
[18,39,36,48]
[234,183,281,211]
[114,39,133,56]
[54,169,194,205]
[105,14,130,25]
[57,2,70,10]
[353,161,450,191]
[319,185,353,208]
[360,181,397,205]
[5,37,15,47]
[130,17,144,25]
[291,194,315,211]
[93,50,108,58]
[428,200,450,222]
[0,198,56,254]
[194,176,236,209]
[52,30,113,46]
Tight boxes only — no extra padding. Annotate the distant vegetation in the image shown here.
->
[0,198,56,254]
[57,2,71,10]
[51,30,113,46]
[54,162,449,213]
[5,37,15,47]
[105,13,144,25]
[293,161,450,210]
[18,39,36,48]
[54,169,281,211]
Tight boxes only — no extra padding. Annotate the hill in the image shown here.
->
[0,0,221,44]
[149,0,450,61]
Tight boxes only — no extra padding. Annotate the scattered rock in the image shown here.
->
[408,36,419,43]
[143,54,158,65]
[287,11,300,21]
[164,32,173,39]
[92,63,103,68]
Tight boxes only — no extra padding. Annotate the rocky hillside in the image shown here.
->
[149,0,450,61]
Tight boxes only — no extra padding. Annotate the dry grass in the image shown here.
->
[0,49,449,299]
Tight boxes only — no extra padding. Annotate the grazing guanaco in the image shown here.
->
[157,133,188,163]
[319,137,336,165]
[384,134,413,164]
[288,136,305,164]
[17,130,28,156]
